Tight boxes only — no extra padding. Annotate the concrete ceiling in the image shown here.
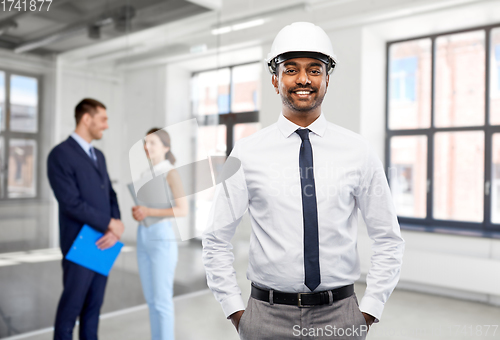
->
[0,0,212,55]
[49,0,499,72]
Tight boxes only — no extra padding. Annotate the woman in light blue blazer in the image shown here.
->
[132,128,188,340]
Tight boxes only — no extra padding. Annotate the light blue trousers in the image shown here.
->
[137,220,178,340]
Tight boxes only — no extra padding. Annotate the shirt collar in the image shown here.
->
[70,132,93,156]
[141,159,173,178]
[277,112,327,139]
[153,159,173,173]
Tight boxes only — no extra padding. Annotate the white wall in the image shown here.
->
[57,65,124,171]
[323,27,364,133]
[259,42,281,128]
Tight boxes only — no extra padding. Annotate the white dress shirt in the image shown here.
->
[70,131,96,161]
[202,112,405,322]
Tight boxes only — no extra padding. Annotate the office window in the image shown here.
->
[191,62,261,155]
[10,75,39,133]
[388,39,431,130]
[435,31,485,127]
[495,45,500,90]
[192,68,230,115]
[390,57,417,102]
[8,139,37,198]
[231,63,261,113]
[0,71,40,200]
[490,133,500,223]
[0,71,5,132]
[192,62,261,234]
[387,24,500,235]
[433,131,484,222]
[389,135,427,218]
[491,28,500,125]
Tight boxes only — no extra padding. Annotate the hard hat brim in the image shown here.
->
[268,51,336,75]
[274,51,330,65]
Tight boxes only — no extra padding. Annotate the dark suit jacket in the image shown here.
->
[47,136,120,255]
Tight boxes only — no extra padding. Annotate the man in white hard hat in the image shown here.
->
[202,22,404,339]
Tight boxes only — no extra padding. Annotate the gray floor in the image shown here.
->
[3,215,500,340]
[16,283,500,340]
[0,242,209,338]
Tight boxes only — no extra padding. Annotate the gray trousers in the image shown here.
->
[238,293,368,340]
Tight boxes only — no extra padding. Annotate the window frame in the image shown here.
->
[190,61,261,238]
[385,23,500,238]
[191,61,260,156]
[0,68,42,202]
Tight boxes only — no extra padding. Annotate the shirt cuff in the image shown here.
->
[222,294,246,319]
[359,295,384,323]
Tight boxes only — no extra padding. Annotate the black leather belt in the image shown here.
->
[251,283,354,307]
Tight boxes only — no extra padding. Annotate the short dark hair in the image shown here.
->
[75,98,106,125]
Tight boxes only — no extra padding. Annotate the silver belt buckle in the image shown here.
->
[297,292,313,307]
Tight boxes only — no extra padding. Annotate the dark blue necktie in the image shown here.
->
[89,146,98,167]
[295,128,321,292]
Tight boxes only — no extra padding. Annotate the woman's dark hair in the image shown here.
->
[146,128,176,165]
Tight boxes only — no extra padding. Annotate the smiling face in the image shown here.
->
[85,107,108,140]
[272,57,329,117]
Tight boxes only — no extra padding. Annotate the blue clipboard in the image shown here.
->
[65,225,123,276]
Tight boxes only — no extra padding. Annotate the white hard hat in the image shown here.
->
[265,22,337,75]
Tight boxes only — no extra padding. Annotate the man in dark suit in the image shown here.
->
[47,98,125,340]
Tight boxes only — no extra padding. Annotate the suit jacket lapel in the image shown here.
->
[66,137,103,178]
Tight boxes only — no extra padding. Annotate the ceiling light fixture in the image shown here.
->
[190,44,208,54]
[232,18,266,31]
[211,18,266,35]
